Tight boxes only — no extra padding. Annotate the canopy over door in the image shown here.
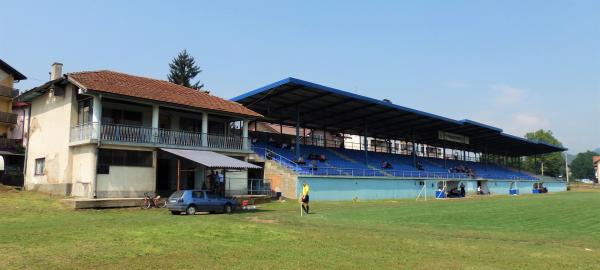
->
[160,148,261,169]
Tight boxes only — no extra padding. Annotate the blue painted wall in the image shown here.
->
[297,176,567,201]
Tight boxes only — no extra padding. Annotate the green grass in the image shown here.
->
[1,188,599,270]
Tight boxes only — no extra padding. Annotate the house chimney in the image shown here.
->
[50,62,63,80]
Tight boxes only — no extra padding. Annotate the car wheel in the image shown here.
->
[186,205,197,215]
[224,203,233,214]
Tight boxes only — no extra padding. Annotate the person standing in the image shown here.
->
[301,182,310,214]
[217,171,225,196]
[460,182,466,197]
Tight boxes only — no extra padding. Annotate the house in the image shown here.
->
[0,59,27,186]
[17,63,262,198]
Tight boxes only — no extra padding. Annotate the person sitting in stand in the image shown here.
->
[416,161,424,171]
[266,149,273,160]
[381,161,392,169]
[319,154,327,162]
[281,142,288,150]
[296,155,306,165]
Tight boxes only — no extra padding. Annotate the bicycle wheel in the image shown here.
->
[141,199,151,209]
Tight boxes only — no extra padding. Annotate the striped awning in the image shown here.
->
[160,148,261,169]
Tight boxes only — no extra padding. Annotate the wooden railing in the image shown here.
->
[0,111,17,124]
[70,122,249,151]
[0,138,21,149]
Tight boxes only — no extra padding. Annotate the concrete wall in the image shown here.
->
[226,169,248,196]
[295,177,567,201]
[70,144,97,197]
[0,69,14,88]
[96,145,156,198]
[96,165,155,198]
[542,181,567,193]
[24,84,76,192]
[263,159,297,199]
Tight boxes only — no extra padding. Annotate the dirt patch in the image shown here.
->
[0,184,20,193]
[247,216,279,224]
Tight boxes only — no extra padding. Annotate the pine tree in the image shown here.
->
[167,49,204,90]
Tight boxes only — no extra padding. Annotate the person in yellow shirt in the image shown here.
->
[301,182,310,214]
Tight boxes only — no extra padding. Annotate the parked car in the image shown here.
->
[167,190,238,215]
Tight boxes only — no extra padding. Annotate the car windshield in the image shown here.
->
[169,191,184,199]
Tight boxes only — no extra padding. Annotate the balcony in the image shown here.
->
[70,123,250,152]
[0,111,17,125]
[0,138,22,150]
[0,85,19,98]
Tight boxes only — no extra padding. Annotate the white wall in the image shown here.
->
[96,166,155,198]
[24,84,76,191]
[226,169,248,196]
[70,144,97,197]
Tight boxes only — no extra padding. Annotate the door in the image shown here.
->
[192,191,209,212]
[206,192,221,212]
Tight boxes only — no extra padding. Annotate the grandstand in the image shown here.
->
[233,78,567,201]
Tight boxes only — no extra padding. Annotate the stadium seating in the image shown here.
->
[253,141,537,180]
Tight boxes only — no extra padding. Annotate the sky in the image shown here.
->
[1,0,598,153]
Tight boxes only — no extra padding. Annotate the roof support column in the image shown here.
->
[303,126,306,145]
[152,104,159,143]
[443,143,447,169]
[323,127,327,148]
[295,109,301,158]
[201,112,208,147]
[242,119,249,150]
[363,124,368,165]
[411,134,416,168]
[92,94,103,140]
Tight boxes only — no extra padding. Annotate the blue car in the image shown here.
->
[167,190,238,215]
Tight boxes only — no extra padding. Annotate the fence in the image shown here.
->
[70,122,250,150]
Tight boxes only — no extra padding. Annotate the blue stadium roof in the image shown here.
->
[232,77,566,156]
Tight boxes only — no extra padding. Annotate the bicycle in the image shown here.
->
[141,192,166,209]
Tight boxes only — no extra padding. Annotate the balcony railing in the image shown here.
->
[0,112,17,124]
[0,85,19,98]
[0,138,22,150]
[70,122,250,151]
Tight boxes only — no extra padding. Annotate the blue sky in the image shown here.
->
[1,0,598,153]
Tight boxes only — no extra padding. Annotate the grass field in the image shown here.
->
[1,187,599,270]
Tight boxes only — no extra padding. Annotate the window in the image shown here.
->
[77,99,93,125]
[34,158,45,175]
[97,149,152,173]
[101,108,143,126]
[192,191,204,199]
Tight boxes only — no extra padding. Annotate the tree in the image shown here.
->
[570,150,598,179]
[522,129,565,177]
[167,49,204,90]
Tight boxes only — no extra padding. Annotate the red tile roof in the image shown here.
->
[67,70,261,117]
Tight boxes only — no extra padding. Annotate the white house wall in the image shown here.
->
[25,84,76,194]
